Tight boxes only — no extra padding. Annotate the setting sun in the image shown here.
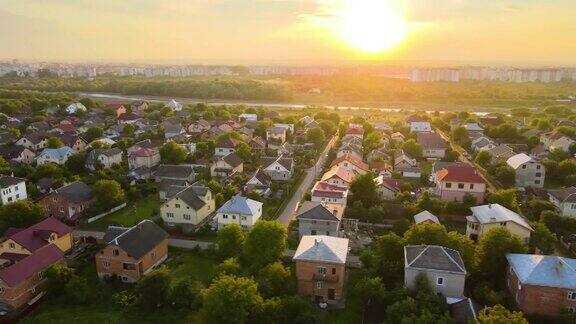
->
[338,0,407,53]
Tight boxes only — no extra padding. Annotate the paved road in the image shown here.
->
[276,135,338,226]
[73,230,215,250]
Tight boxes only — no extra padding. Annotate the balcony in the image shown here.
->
[312,273,339,282]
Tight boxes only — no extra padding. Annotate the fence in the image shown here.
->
[86,203,127,223]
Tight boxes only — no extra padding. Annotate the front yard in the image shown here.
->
[80,196,161,231]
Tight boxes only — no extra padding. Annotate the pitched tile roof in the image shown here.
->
[506,153,534,169]
[261,155,293,171]
[216,137,240,148]
[3,217,72,253]
[0,244,63,287]
[170,185,210,210]
[217,195,262,216]
[507,254,576,289]
[105,220,169,259]
[436,166,485,183]
[414,211,440,225]
[416,132,447,149]
[222,152,243,168]
[330,154,369,171]
[156,164,195,179]
[548,187,576,203]
[293,235,349,264]
[468,204,533,231]
[51,181,93,203]
[296,202,341,221]
[321,166,355,184]
[405,245,466,274]
[0,175,25,188]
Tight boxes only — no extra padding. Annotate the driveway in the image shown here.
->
[276,135,338,226]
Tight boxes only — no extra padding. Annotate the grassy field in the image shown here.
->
[81,196,161,231]
[21,248,216,324]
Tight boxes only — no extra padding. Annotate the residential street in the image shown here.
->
[276,135,338,226]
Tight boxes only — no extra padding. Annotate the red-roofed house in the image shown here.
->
[435,166,486,203]
[320,166,355,189]
[311,181,349,206]
[0,217,73,256]
[128,147,161,170]
[330,154,369,175]
[374,176,402,200]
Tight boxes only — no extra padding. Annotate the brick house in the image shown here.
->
[294,235,349,304]
[39,181,94,221]
[96,220,169,283]
[506,254,576,317]
[435,165,486,203]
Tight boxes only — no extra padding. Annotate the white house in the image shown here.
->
[239,113,258,122]
[260,155,294,181]
[166,99,183,112]
[216,195,263,230]
[36,146,76,165]
[86,148,123,170]
[0,175,27,204]
[65,102,87,115]
[547,187,576,218]
[506,153,545,188]
[409,122,432,133]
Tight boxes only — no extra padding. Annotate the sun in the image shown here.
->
[338,0,407,53]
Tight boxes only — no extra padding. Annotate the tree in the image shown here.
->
[217,224,246,259]
[415,191,444,215]
[236,142,252,162]
[488,164,516,188]
[123,123,136,137]
[349,172,379,207]
[135,268,172,309]
[306,127,325,149]
[217,257,242,276]
[243,221,287,268]
[474,227,527,285]
[201,275,263,324]
[537,119,553,131]
[451,126,470,148]
[47,137,64,148]
[83,127,103,142]
[353,277,386,320]
[361,233,405,285]
[0,200,47,234]
[363,132,382,153]
[64,275,91,304]
[526,199,556,220]
[478,304,528,324]
[0,156,11,175]
[171,279,203,309]
[475,150,491,168]
[64,153,87,174]
[45,264,75,296]
[487,189,518,211]
[92,180,125,210]
[257,261,292,297]
[401,139,423,158]
[529,221,557,254]
[160,141,188,164]
[318,120,336,136]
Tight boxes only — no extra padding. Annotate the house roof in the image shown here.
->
[436,166,485,184]
[414,211,440,225]
[0,175,25,188]
[506,153,534,169]
[409,122,432,132]
[86,148,122,163]
[105,220,169,259]
[296,201,342,222]
[131,147,159,158]
[217,195,262,216]
[312,181,348,198]
[170,185,210,210]
[404,245,466,274]
[468,204,533,231]
[432,162,464,175]
[0,244,64,287]
[216,137,240,149]
[250,136,266,148]
[3,217,72,253]
[266,126,286,135]
[0,145,31,160]
[488,144,515,160]
[548,187,576,203]
[261,156,293,171]
[222,152,243,168]
[156,164,194,179]
[373,176,401,192]
[51,181,93,204]
[39,146,76,159]
[416,132,447,149]
[20,133,48,145]
[506,254,576,290]
[464,123,484,131]
[331,154,369,171]
[451,298,482,324]
[321,166,355,184]
[249,169,271,186]
[293,235,349,264]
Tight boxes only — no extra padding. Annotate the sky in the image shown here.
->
[1,0,575,65]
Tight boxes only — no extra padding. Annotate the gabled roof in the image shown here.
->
[312,181,348,198]
[217,195,262,216]
[416,132,447,149]
[248,169,271,186]
[0,244,63,287]
[506,153,534,169]
[249,136,266,148]
[39,146,76,159]
[222,152,243,168]
[451,298,482,324]
[404,245,466,274]
[130,147,159,157]
[464,123,484,131]
[156,164,195,179]
[331,154,369,171]
[261,156,293,171]
[548,187,576,203]
[293,235,349,264]
[373,176,401,192]
[468,204,533,231]
[170,185,210,210]
[266,126,286,134]
[0,175,25,188]
[414,211,440,225]
[321,166,355,184]
[3,217,72,253]
[507,254,576,289]
[105,220,169,259]
[216,137,240,148]
[436,166,485,184]
[296,202,341,222]
[51,181,93,203]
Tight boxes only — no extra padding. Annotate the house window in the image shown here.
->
[223,214,228,219]
[436,277,444,285]
[232,215,236,220]
[536,165,541,170]
[183,214,191,220]
[535,173,542,177]
[318,267,326,275]
[458,183,464,189]
[175,204,181,208]
[0,287,4,294]
[500,222,507,226]
[535,180,541,185]
[316,281,324,289]
[166,213,174,218]
[103,260,110,269]
[522,165,526,169]
[568,291,576,301]
[470,184,474,189]
[113,249,120,256]
[8,243,15,249]
[332,268,336,275]
[241,216,247,221]
[568,307,575,314]
[446,183,452,188]
[123,263,136,270]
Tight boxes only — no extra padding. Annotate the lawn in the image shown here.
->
[81,196,161,231]
[21,248,217,324]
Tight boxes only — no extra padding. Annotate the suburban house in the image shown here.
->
[391,132,406,142]
[541,131,567,150]
[239,113,257,122]
[330,154,369,175]
[550,136,576,153]
[165,99,182,112]
[506,253,576,317]
[435,166,486,203]
[188,119,211,135]
[417,132,448,159]
[366,147,389,163]
[214,137,240,156]
[293,235,349,304]
[464,123,484,136]
[216,195,263,230]
[320,166,355,189]
[547,187,576,218]
[36,146,76,165]
[155,164,196,183]
[409,121,432,133]
[0,145,36,164]
[414,210,440,225]
[96,220,169,283]
[506,153,545,188]
[296,202,344,238]
[488,144,516,164]
[244,169,272,197]
[394,150,421,178]
[404,245,466,298]
[128,147,160,170]
[260,156,294,181]
[163,122,186,140]
[0,175,27,205]
[55,134,87,152]
[311,181,349,206]
[471,136,496,152]
[39,181,94,221]
[158,179,189,200]
[65,102,87,114]
[337,143,363,161]
[273,123,294,133]
[85,148,123,170]
[160,185,215,229]
[373,175,401,200]
[210,152,243,178]
[0,217,72,309]
[466,203,533,242]
[16,133,48,151]
[109,103,126,117]
[249,136,267,151]
[266,127,287,149]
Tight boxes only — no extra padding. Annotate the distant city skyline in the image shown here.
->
[1,0,576,65]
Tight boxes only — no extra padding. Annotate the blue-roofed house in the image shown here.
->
[36,146,76,165]
[506,253,576,317]
[216,195,263,230]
